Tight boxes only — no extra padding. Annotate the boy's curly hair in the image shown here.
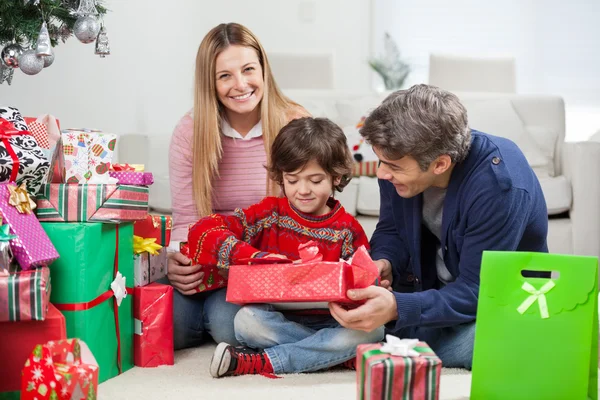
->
[267,117,354,192]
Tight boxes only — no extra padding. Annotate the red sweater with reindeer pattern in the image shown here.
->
[187,196,369,269]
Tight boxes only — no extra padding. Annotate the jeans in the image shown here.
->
[158,277,242,350]
[391,322,476,369]
[234,304,385,374]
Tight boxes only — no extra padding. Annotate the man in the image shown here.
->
[329,84,548,369]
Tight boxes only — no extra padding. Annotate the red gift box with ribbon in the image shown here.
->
[134,214,172,247]
[21,338,99,400]
[225,242,380,305]
[134,283,174,367]
[0,303,66,395]
[0,114,51,195]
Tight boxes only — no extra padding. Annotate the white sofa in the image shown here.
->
[116,91,600,259]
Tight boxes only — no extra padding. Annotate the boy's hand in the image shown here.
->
[167,252,205,295]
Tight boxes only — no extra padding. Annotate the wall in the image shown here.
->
[0,0,372,136]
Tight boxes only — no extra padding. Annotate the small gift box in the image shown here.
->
[134,214,172,247]
[0,183,59,270]
[0,304,66,395]
[0,266,51,322]
[109,163,154,186]
[357,336,442,400]
[0,110,50,195]
[35,183,149,223]
[21,339,99,400]
[226,243,379,305]
[133,235,167,287]
[134,283,174,367]
[59,129,116,184]
[180,242,227,293]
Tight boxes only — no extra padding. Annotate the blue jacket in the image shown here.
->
[370,131,548,332]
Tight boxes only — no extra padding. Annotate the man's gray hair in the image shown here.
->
[360,84,471,171]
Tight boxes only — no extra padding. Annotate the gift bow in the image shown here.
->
[380,335,421,357]
[0,118,30,138]
[7,183,36,214]
[110,271,127,307]
[111,163,144,172]
[517,280,556,319]
[133,235,162,255]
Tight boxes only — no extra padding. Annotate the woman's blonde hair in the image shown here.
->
[192,22,302,217]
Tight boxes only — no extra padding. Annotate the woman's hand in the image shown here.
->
[167,252,205,295]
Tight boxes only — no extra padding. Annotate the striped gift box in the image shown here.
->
[353,161,379,177]
[357,341,442,400]
[0,267,51,322]
[35,183,149,223]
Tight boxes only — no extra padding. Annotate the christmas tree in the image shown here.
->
[207,271,214,287]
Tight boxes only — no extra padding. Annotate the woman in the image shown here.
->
[167,22,308,349]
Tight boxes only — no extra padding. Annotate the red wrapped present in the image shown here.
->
[21,338,99,400]
[356,336,442,400]
[0,304,66,394]
[180,242,228,293]
[0,267,51,321]
[0,183,59,270]
[226,244,379,305]
[134,283,174,367]
[134,214,172,247]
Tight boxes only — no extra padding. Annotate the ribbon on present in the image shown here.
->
[380,335,421,357]
[7,183,36,214]
[517,280,556,319]
[53,225,133,374]
[133,235,162,256]
[111,163,145,172]
[0,118,33,182]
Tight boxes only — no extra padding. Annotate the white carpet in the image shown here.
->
[98,343,472,400]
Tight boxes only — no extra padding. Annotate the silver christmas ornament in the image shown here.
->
[19,50,44,75]
[74,16,101,44]
[95,25,110,57]
[36,22,53,56]
[43,48,55,68]
[1,44,24,68]
[0,62,14,85]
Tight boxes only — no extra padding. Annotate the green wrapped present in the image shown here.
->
[41,222,134,383]
[471,251,598,400]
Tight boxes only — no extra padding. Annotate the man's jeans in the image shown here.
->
[392,322,476,369]
[234,304,385,374]
[160,281,241,350]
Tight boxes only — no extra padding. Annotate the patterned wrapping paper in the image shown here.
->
[0,304,66,395]
[109,171,154,186]
[0,183,59,270]
[0,109,50,195]
[180,242,227,293]
[133,248,168,287]
[0,267,51,321]
[59,130,116,184]
[134,283,174,367]
[35,183,149,223]
[134,214,172,247]
[21,339,99,400]
[356,340,442,400]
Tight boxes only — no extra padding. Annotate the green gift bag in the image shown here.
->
[41,222,134,383]
[471,251,598,400]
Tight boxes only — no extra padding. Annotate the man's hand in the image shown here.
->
[167,252,205,295]
[374,259,393,290]
[329,286,398,332]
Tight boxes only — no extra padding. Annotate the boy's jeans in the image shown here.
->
[234,304,385,374]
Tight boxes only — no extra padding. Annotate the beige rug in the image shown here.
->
[98,343,472,400]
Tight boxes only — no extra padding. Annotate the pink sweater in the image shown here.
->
[169,114,268,243]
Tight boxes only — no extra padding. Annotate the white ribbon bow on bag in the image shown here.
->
[110,271,127,307]
[517,281,556,319]
[380,335,421,357]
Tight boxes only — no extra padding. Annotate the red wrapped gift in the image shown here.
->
[180,242,228,293]
[134,214,172,247]
[0,267,51,322]
[357,336,442,400]
[21,338,99,400]
[134,283,174,367]
[226,243,379,305]
[0,304,66,394]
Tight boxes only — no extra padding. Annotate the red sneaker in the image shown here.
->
[210,342,277,378]
[340,357,356,370]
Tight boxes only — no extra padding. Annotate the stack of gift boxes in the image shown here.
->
[0,107,173,400]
